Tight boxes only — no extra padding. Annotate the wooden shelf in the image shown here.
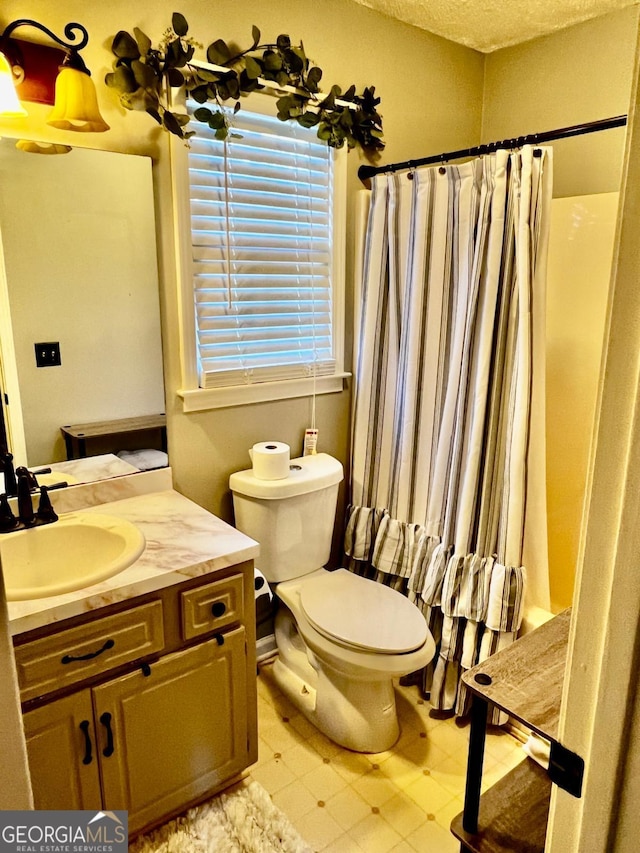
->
[451,609,571,853]
[462,608,571,741]
[60,414,167,459]
[451,759,551,853]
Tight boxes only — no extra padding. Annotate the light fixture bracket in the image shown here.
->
[0,19,89,53]
[0,19,91,103]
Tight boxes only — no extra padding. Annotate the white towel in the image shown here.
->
[523,731,551,769]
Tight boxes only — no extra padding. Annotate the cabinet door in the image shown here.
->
[93,627,248,833]
[23,690,102,810]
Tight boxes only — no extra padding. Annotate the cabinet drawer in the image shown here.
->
[181,573,244,640]
[15,601,165,703]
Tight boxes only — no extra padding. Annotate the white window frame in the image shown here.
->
[170,90,348,412]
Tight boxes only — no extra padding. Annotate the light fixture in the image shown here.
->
[0,19,109,132]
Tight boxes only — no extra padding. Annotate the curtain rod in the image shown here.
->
[358,114,628,182]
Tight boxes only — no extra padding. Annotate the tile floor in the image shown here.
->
[248,660,526,853]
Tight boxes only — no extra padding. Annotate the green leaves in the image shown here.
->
[166,37,194,68]
[207,38,231,65]
[132,59,158,89]
[193,105,231,139]
[172,13,188,37]
[112,30,139,60]
[244,56,262,79]
[105,13,385,156]
[134,27,152,56]
[306,66,322,92]
[105,65,137,93]
[105,18,192,138]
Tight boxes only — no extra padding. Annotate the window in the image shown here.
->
[175,101,347,411]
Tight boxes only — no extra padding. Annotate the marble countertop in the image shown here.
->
[1,454,141,494]
[6,488,259,637]
[39,453,141,484]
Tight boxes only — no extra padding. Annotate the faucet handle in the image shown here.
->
[15,467,36,527]
[36,486,58,525]
[0,493,19,532]
[16,467,38,491]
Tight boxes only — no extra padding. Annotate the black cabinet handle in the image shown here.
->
[211,601,226,618]
[61,638,115,665]
[100,712,114,757]
[214,633,225,646]
[79,720,93,765]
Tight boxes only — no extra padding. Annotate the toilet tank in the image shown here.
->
[229,453,344,583]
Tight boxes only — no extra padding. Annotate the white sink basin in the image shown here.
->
[0,512,145,601]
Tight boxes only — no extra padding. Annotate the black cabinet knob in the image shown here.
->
[211,601,226,618]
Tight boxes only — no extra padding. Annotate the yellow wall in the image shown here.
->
[483,6,639,610]
[482,6,638,198]
[0,0,484,529]
[545,193,619,611]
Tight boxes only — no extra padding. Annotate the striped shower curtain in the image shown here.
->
[345,147,553,717]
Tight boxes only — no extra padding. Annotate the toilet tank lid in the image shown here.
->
[229,452,344,499]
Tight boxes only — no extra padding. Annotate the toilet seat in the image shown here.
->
[299,569,428,654]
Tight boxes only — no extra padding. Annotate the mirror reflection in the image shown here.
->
[0,142,166,485]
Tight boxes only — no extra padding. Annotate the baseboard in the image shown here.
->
[256,633,277,663]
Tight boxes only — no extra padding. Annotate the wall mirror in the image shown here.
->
[0,141,166,485]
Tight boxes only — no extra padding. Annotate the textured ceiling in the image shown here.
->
[349,0,638,52]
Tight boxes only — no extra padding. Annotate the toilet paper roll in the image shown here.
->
[251,441,290,480]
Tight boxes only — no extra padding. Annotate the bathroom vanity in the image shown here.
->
[5,470,259,836]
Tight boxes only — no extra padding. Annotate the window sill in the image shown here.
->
[178,373,350,412]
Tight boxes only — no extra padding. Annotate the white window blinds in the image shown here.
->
[188,107,336,389]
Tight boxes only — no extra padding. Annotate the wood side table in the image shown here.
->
[451,608,572,853]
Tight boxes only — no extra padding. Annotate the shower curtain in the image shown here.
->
[345,146,553,717]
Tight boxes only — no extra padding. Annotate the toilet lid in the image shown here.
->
[299,569,428,654]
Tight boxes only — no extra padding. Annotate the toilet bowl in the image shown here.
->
[229,452,436,753]
[273,568,435,752]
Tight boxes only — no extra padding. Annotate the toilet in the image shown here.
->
[229,453,435,753]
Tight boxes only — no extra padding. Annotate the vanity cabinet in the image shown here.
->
[15,563,257,836]
[22,690,102,810]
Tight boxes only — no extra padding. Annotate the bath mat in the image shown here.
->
[129,779,313,853]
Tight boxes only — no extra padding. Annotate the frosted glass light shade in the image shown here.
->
[0,51,27,117]
[47,65,109,132]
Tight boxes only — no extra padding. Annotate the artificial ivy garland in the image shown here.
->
[105,12,384,156]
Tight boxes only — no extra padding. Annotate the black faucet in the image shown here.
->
[7,468,58,530]
[0,493,19,532]
[16,467,36,527]
[0,456,62,533]
[35,486,58,524]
